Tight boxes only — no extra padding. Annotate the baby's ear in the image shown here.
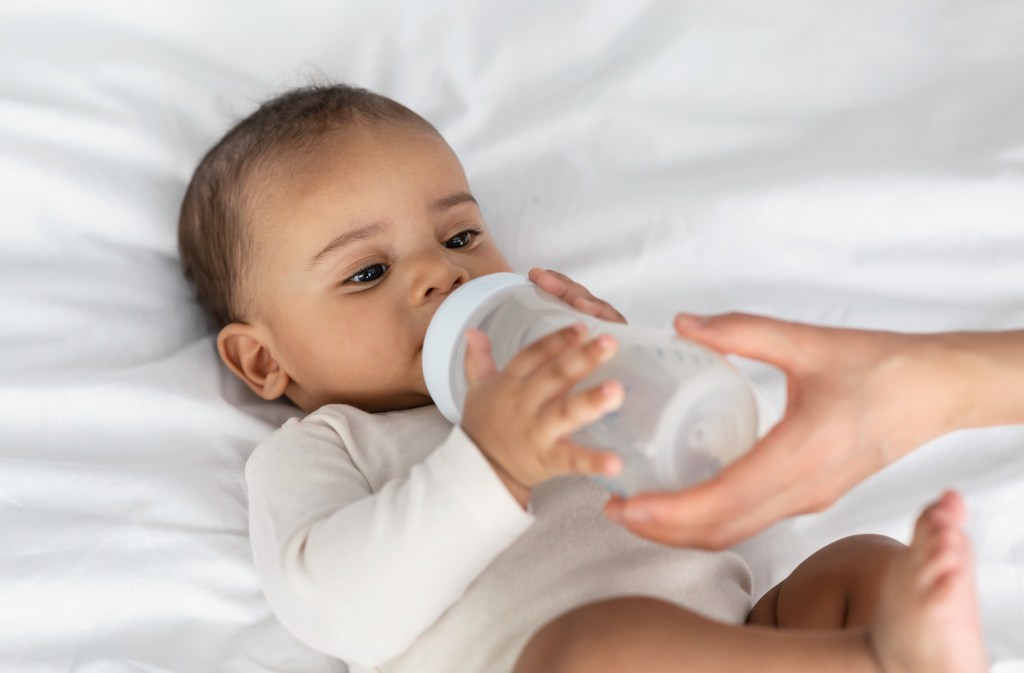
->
[216,322,290,400]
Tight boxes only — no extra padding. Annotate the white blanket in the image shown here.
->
[1,1,1022,671]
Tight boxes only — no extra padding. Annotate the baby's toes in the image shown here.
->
[919,525,968,594]
[911,503,943,553]
[936,490,967,526]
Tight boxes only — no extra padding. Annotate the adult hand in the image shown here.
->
[602,313,1022,549]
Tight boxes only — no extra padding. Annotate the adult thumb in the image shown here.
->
[673,312,802,370]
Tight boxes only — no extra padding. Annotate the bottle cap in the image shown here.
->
[422,272,532,423]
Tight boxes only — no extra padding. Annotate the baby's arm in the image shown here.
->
[245,414,533,668]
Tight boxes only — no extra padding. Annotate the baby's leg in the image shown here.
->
[514,595,877,673]
[513,491,987,673]
[747,533,905,629]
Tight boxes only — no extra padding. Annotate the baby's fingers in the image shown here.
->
[530,333,619,403]
[540,379,625,441]
[529,267,627,324]
[570,295,627,324]
[505,323,589,378]
[548,439,623,477]
[464,329,497,386]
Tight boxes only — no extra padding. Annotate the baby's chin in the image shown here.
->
[352,389,435,414]
[289,384,432,414]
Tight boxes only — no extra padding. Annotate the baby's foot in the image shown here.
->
[868,491,988,673]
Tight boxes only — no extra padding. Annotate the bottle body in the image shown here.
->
[422,273,758,496]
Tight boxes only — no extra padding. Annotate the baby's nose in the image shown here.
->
[421,265,468,300]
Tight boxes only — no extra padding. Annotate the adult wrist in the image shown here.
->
[867,331,961,458]
[934,330,1024,432]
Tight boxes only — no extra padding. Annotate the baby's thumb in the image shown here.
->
[464,329,497,385]
[673,312,800,370]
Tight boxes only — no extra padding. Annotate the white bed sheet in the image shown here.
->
[2,1,1023,671]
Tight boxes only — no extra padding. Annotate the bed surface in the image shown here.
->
[2,1,1023,671]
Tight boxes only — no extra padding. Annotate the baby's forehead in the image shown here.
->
[259,120,457,195]
[246,122,468,243]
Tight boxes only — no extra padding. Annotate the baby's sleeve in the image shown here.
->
[244,414,534,667]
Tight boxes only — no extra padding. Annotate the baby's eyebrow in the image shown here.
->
[307,192,477,270]
[432,191,477,212]
[308,221,390,269]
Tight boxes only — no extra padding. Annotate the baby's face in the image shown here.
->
[246,121,511,412]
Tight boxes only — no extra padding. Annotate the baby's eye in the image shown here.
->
[346,263,389,284]
[445,227,483,249]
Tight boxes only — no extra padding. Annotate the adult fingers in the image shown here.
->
[733,439,877,522]
[609,425,873,549]
[606,472,797,549]
[673,312,812,373]
[603,419,815,548]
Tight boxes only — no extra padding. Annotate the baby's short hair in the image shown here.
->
[178,84,437,329]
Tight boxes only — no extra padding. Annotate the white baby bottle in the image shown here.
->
[422,272,759,496]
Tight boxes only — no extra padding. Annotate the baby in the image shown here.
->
[178,84,988,673]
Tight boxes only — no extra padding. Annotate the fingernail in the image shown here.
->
[600,380,617,397]
[676,313,709,329]
[597,334,616,351]
[465,330,489,352]
[544,273,567,289]
[623,507,649,524]
[603,454,623,475]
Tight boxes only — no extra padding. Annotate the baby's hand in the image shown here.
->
[460,324,624,507]
[528,268,627,324]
